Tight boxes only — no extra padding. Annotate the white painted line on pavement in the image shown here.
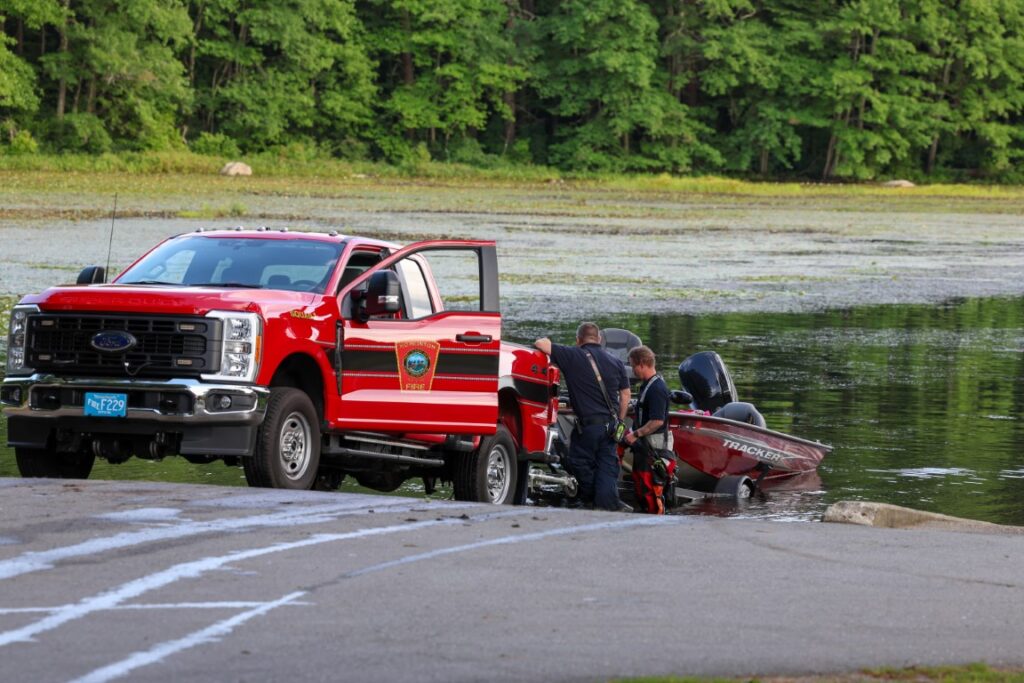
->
[67,592,307,683]
[0,498,470,581]
[0,509,526,648]
[0,600,312,615]
[345,515,682,578]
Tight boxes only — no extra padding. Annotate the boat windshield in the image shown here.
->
[117,236,344,293]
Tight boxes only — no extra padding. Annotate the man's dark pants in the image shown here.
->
[569,423,621,511]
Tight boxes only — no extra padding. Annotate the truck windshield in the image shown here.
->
[117,236,344,293]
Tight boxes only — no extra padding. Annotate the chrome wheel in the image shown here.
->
[279,411,312,481]
[452,425,518,505]
[486,442,513,503]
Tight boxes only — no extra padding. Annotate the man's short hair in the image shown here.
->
[627,345,656,368]
[576,322,601,344]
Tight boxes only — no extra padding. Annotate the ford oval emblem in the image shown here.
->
[91,330,138,353]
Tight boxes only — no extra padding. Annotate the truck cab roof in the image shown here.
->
[179,228,399,251]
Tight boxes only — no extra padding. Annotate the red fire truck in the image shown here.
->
[1,229,559,504]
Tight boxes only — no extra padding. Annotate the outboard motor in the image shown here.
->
[677,351,738,413]
[601,328,643,381]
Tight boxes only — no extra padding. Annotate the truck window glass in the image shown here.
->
[396,258,434,318]
[338,250,384,290]
[422,250,481,311]
[117,236,344,293]
[136,248,196,284]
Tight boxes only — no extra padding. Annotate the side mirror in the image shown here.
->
[670,389,694,406]
[358,270,400,321]
[77,265,106,285]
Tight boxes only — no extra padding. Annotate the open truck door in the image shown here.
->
[333,240,501,435]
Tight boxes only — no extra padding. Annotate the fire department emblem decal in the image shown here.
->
[404,350,430,377]
[395,340,441,391]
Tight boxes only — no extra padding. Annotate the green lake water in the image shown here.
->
[2,296,1022,524]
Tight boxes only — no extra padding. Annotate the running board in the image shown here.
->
[324,446,445,469]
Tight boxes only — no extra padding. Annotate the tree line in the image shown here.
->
[2,0,1023,180]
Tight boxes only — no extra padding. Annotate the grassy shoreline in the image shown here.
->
[616,663,1024,683]
[4,152,1024,207]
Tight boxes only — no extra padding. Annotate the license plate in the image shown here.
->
[84,392,127,418]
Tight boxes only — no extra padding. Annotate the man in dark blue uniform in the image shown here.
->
[535,322,630,511]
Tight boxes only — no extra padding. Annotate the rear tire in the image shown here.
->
[244,387,320,490]
[15,447,95,479]
[453,425,518,505]
[714,474,754,499]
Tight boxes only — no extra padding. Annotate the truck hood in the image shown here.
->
[22,284,317,317]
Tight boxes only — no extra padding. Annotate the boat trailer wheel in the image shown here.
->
[714,474,755,499]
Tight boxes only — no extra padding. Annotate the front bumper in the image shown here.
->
[1,374,269,456]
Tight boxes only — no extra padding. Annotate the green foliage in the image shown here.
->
[0,37,39,117]
[192,0,376,150]
[360,0,525,158]
[3,0,1024,179]
[6,129,39,155]
[533,0,669,170]
[45,112,113,153]
[190,132,240,158]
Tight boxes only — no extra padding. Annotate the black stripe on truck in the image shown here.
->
[342,349,499,376]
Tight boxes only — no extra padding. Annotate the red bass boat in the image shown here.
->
[528,330,832,505]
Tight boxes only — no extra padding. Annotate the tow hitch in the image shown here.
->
[526,424,579,500]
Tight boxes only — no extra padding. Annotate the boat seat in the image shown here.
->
[601,328,643,381]
[713,402,766,429]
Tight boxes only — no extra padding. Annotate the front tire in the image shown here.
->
[244,387,321,489]
[453,425,518,505]
[15,447,95,479]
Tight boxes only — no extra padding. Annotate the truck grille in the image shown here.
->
[26,314,221,378]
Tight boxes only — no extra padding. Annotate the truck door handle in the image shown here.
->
[456,333,492,344]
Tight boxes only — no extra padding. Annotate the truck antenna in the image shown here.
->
[104,193,118,279]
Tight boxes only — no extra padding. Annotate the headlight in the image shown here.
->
[5,305,39,376]
[202,311,262,382]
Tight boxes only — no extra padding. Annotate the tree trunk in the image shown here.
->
[401,11,414,86]
[501,7,518,153]
[401,11,415,140]
[16,19,24,55]
[236,24,248,79]
[87,78,96,114]
[823,129,837,180]
[402,53,414,85]
[760,147,769,175]
[927,58,954,175]
[503,91,516,153]
[56,3,70,120]
[926,135,940,175]
[685,78,699,107]
[189,4,205,85]
[857,29,880,130]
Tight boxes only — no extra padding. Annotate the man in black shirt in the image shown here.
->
[535,322,630,511]
[624,345,674,514]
